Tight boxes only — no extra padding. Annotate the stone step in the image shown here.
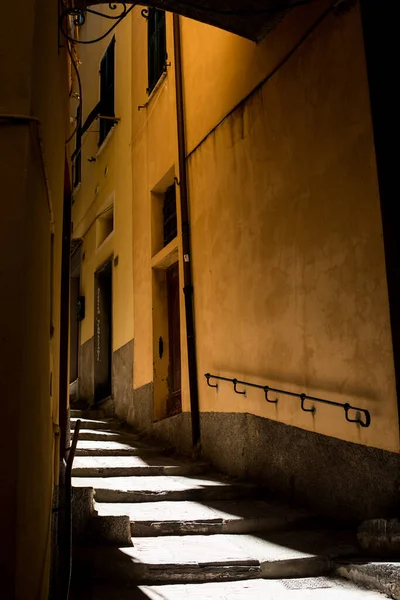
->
[336,561,400,599]
[72,455,208,478]
[95,499,316,537]
[70,417,120,431]
[76,578,391,599]
[75,440,168,457]
[72,474,259,503]
[70,409,105,419]
[72,429,141,442]
[74,530,358,584]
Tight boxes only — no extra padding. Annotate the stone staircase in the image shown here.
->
[69,411,391,599]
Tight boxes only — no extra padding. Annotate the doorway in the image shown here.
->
[94,259,112,403]
[166,262,181,416]
[69,241,82,404]
[69,275,80,385]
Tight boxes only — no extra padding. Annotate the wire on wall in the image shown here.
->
[66,41,83,144]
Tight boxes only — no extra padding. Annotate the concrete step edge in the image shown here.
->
[90,487,259,503]
[74,446,172,457]
[71,464,208,477]
[73,546,340,584]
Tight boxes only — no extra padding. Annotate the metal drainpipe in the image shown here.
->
[59,154,72,461]
[173,13,201,449]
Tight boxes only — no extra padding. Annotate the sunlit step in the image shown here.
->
[72,474,259,503]
[70,417,120,431]
[75,439,167,457]
[95,499,314,537]
[72,455,208,477]
[74,530,357,584]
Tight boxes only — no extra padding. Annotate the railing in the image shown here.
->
[64,419,81,600]
[204,373,371,428]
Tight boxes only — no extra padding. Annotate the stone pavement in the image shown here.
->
[69,412,395,599]
[72,577,388,599]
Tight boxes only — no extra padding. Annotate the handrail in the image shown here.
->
[204,373,371,428]
[64,418,81,600]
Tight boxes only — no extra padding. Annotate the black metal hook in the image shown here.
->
[300,393,316,414]
[264,386,278,404]
[205,373,218,389]
[232,378,246,395]
[344,404,370,428]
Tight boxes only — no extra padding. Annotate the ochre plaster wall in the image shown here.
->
[130,8,190,415]
[71,9,134,355]
[182,3,399,451]
[0,0,69,597]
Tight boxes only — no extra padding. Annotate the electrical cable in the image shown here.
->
[65,41,83,143]
[60,0,83,145]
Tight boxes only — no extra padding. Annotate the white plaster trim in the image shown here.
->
[151,238,179,270]
[96,123,117,158]
[138,71,168,111]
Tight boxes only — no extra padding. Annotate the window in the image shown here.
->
[96,206,114,247]
[147,8,167,94]
[163,184,177,247]
[99,37,115,146]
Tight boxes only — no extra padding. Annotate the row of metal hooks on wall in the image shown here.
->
[204,373,371,428]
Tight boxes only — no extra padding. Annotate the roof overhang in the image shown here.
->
[69,1,309,42]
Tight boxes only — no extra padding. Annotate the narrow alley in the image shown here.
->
[69,413,394,599]
[1,1,399,599]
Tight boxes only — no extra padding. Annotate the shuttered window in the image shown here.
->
[163,184,177,246]
[99,37,115,146]
[72,108,82,189]
[147,8,167,94]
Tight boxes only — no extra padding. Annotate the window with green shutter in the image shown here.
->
[147,8,167,94]
[99,37,115,146]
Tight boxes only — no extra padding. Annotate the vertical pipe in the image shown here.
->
[173,14,201,448]
[59,156,72,460]
[64,419,81,600]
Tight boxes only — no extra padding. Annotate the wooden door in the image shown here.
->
[166,262,181,415]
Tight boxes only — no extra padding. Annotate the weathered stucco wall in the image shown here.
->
[152,410,400,521]
[184,3,398,451]
[0,0,68,597]
[71,9,134,416]
[72,9,134,354]
[130,8,191,421]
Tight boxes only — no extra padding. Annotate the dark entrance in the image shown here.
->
[166,262,181,416]
[69,275,80,384]
[94,259,112,403]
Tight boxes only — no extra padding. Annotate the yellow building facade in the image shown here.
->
[71,0,399,522]
[70,7,134,421]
